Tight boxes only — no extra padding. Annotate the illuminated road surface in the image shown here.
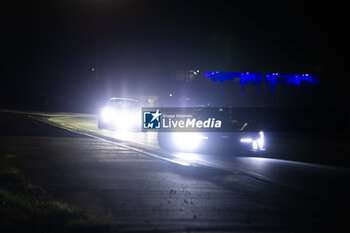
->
[2,110,349,231]
[38,112,350,199]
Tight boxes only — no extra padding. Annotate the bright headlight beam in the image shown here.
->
[240,138,253,143]
[101,107,138,130]
[257,131,265,150]
[101,107,116,123]
[173,133,205,151]
[114,111,137,129]
[252,140,258,150]
[240,131,265,151]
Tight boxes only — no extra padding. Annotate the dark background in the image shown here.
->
[1,0,348,112]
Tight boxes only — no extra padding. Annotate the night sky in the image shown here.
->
[1,1,347,110]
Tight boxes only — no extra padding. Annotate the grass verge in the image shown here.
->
[0,154,110,233]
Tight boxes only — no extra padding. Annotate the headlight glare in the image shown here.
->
[173,133,207,151]
[240,131,265,151]
[101,107,116,123]
[257,131,264,150]
[114,111,135,129]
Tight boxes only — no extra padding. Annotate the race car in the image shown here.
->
[156,106,266,153]
[157,107,266,153]
[157,130,265,153]
[98,97,140,130]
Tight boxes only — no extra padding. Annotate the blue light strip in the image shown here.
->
[205,71,319,90]
[265,73,319,91]
[204,72,264,86]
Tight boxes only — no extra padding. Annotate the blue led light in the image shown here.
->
[265,73,319,91]
[204,72,263,85]
[204,71,319,92]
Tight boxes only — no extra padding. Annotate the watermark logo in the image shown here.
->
[142,108,225,131]
[143,109,162,129]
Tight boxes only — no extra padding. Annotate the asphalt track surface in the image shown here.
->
[40,112,350,197]
[1,110,349,232]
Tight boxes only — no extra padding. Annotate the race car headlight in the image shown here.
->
[240,131,265,150]
[114,111,137,129]
[173,132,207,151]
[101,107,116,123]
[257,131,264,150]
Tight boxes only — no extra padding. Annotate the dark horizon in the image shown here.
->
[1,1,348,111]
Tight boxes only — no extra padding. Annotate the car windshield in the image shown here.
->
[107,99,138,108]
